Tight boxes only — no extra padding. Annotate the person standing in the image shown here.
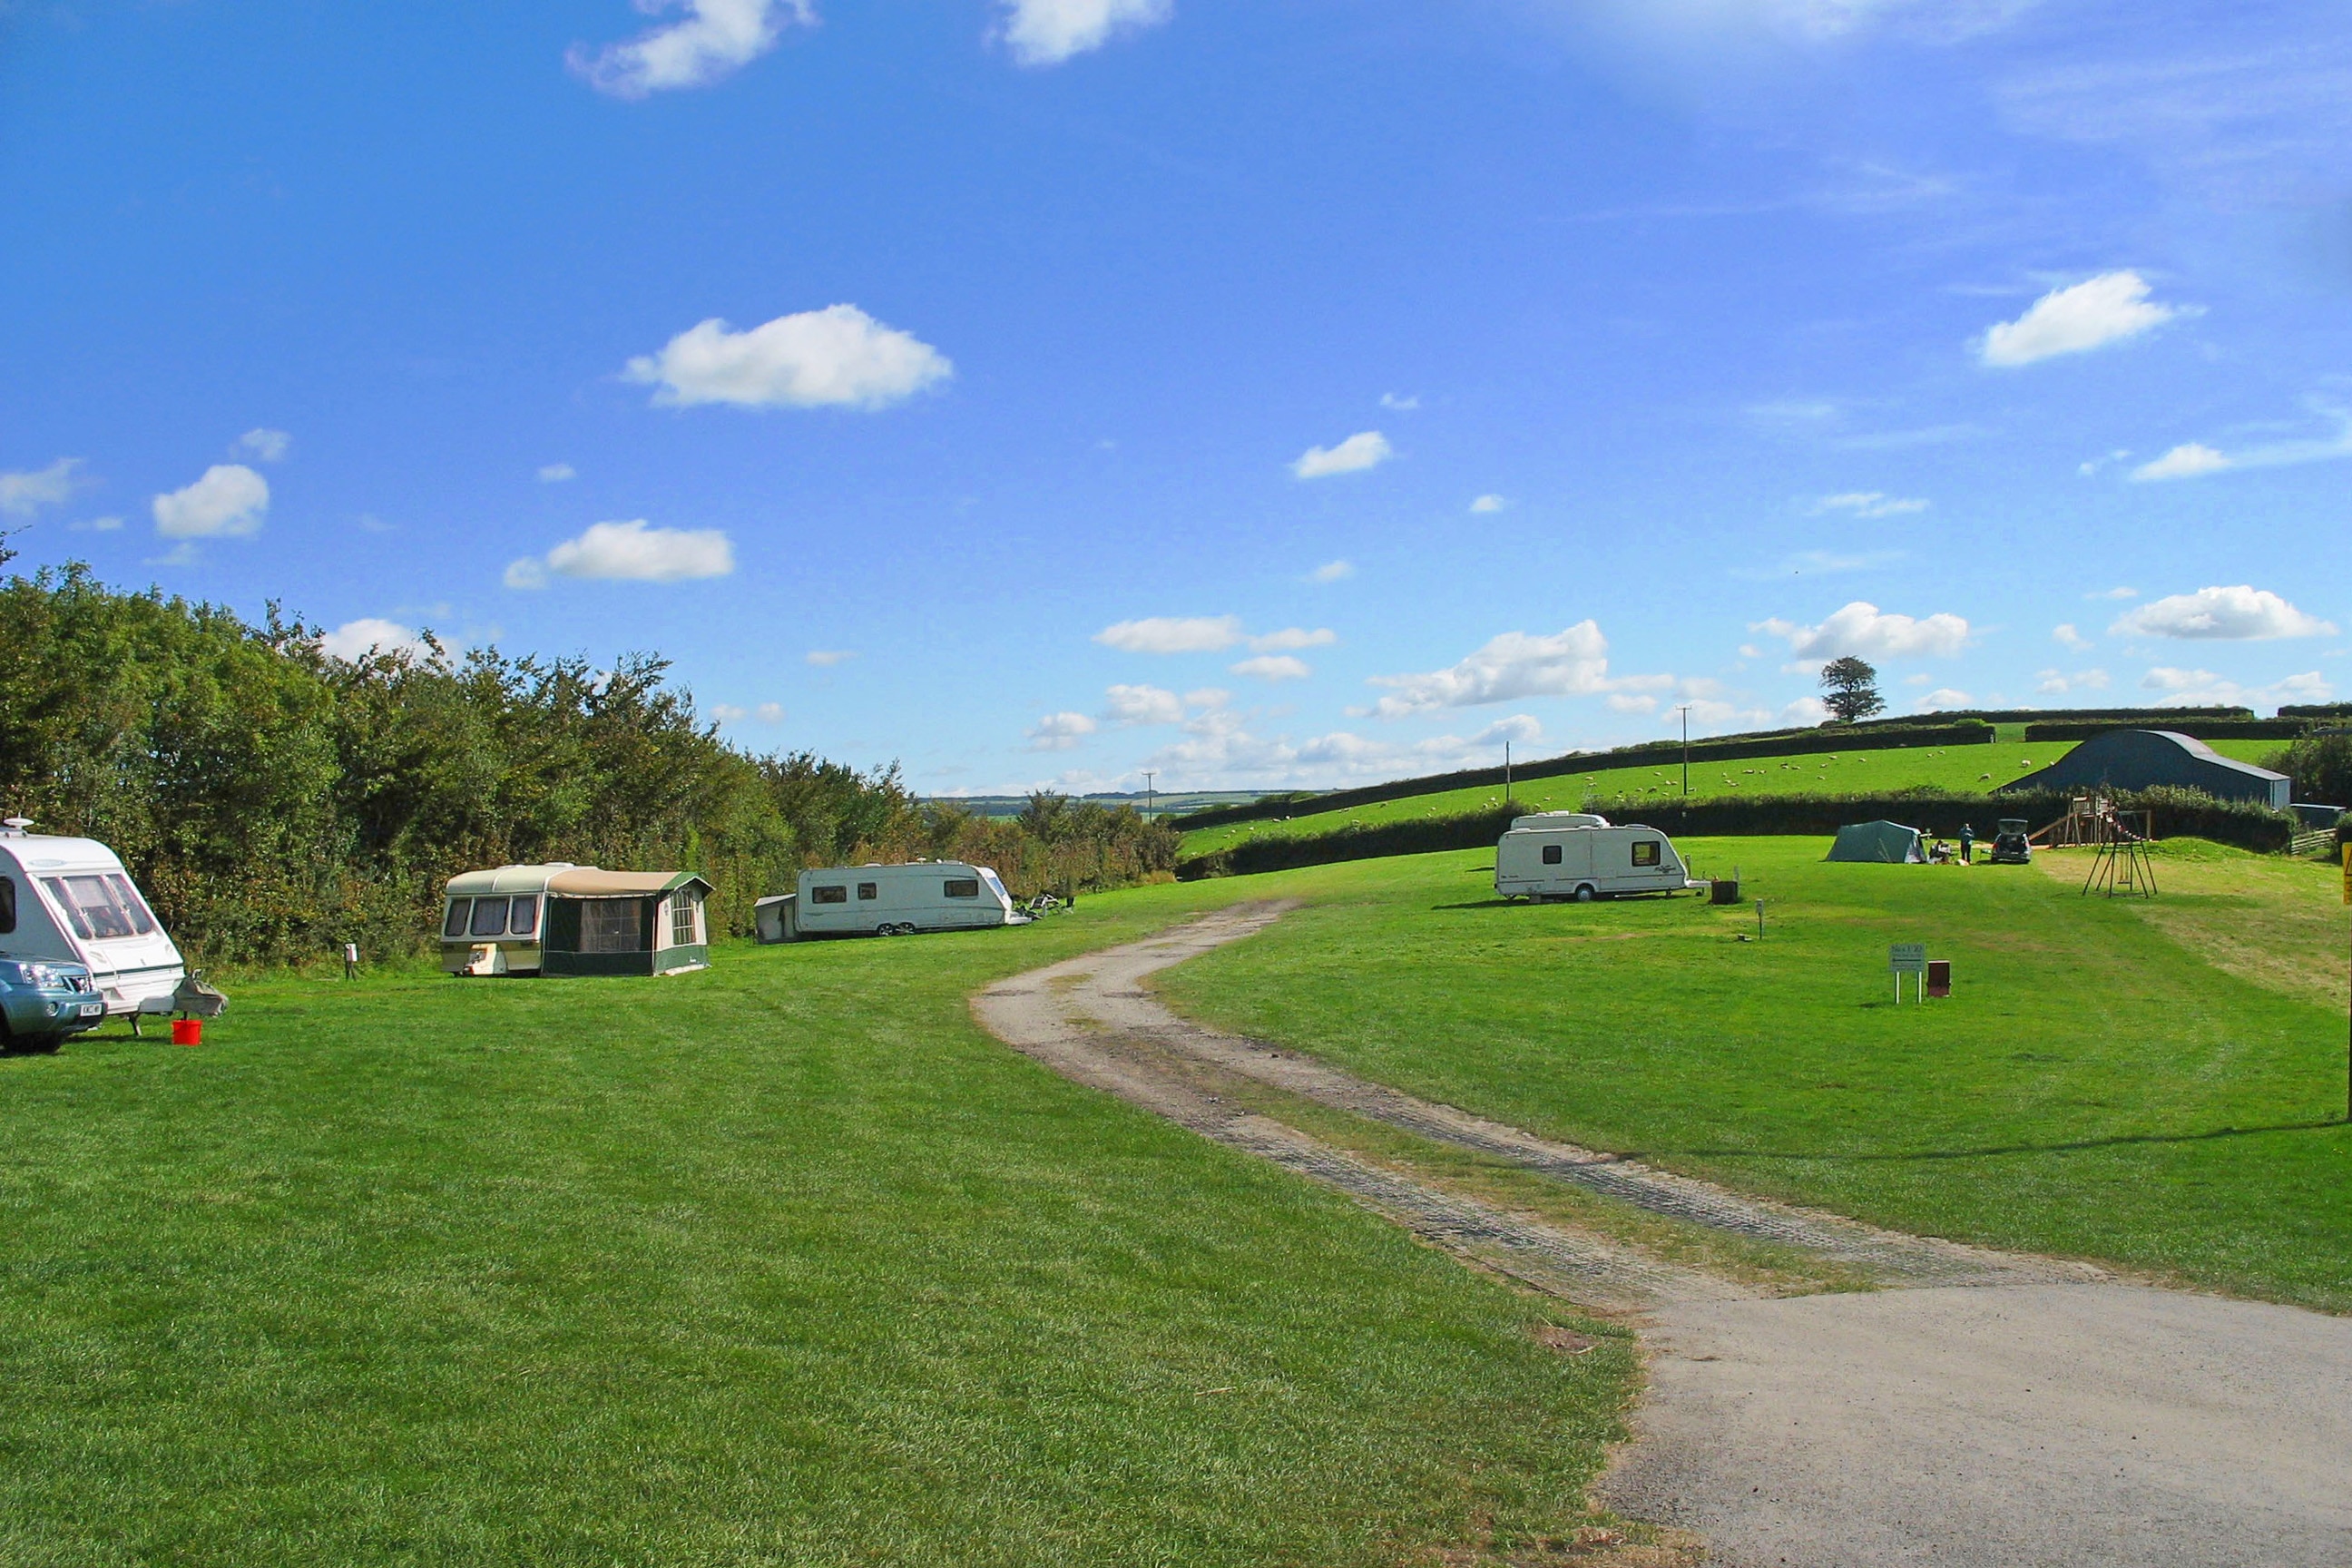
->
[1960,823,1976,865]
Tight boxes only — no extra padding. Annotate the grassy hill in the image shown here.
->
[1181,730,2288,858]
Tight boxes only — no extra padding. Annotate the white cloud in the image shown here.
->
[144,542,201,569]
[2089,585,2138,601]
[1812,490,1928,516]
[2053,622,2092,651]
[1753,601,1970,661]
[1230,654,1311,681]
[1608,693,1658,714]
[0,456,85,517]
[998,0,1171,66]
[67,514,122,533]
[235,428,290,463]
[625,305,952,411]
[1102,683,1186,726]
[1308,559,1355,583]
[2130,442,2230,481]
[2111,585,2335,641]
[1248,626,1336,652]
[1469,494,1508,514]
[570,0,814,98]
[152,465,269,538]
[1914,687,1974,711]
[1475,714,1543,747]
[1026,710,1099,750]
[1379,392,1420,411]
[2141,667,2329,710]
[806,649,856,666]
[538,463,577,484]
[1093,615,1242,654]
[2035,667,2111,695]
[1779,695,1830,725]
[1291,430,1392,479]
[1978,270,2180,367]
[2125,407,2352,483]
[320,617,428,662]
[1183,687,1228,710]
[711,701,787,723]
[505,519,734,588]
[1366,622,1616,718]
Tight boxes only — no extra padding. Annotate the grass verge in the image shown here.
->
[1155,840,2352,1310]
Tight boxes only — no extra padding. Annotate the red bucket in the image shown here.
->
[170,1019,202,1047]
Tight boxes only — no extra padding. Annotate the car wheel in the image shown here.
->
[1574,885,1596,903]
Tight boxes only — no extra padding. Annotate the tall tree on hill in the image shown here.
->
[1819,656,1886,723]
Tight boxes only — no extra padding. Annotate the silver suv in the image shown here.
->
[0,957,107,1053]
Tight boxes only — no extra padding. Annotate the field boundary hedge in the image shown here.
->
[2022,719,2308,741]
[1175,723,1997,833]
[1176,788,2294,878]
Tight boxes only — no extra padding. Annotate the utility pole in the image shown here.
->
[1676,703,1693,796]
[1504,742,1513,808]
[1141,770,1155,818]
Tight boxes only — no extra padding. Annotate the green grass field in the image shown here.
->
[1156,839,2352,1310]
[0,888,1632,1567]
[1177,735,2290,858]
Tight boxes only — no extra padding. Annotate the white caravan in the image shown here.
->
[756,861,1027,940]
[1494,811,1706,902]
[0,823,190,1017]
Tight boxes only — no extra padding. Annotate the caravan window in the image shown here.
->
[508,896,539,936]
[469,897,508,937]
[0,878,12,935]
[857,882,878,900]
[103,875,157,934]
[1541,844,1563,865]
[670,893,699,948]
[443,899,471,938]
[579,899,643,953]
[810,885,848,905]
[44,876,141,940]
[944,878,979,899]
[1632,841,1661,867]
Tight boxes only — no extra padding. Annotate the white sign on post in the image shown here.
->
[1889,942,1926,1004]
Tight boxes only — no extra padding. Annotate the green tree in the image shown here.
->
[2263,732,2352,808]
[1819,656,1886,723]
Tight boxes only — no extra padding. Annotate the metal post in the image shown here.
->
[1504,742,1513,808]
[1677,704,1692,796]
[1141,770,1155,818]
[1755,898,1764,940]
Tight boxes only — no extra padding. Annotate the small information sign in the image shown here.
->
[2341,844,2349,906]
[1889,942,1927,1004]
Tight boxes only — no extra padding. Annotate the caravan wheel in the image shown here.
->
[1573,885,1596,903]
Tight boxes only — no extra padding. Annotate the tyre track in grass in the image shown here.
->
[973,902,2352,1568]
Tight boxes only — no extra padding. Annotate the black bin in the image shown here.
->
[1710,877,1742,905]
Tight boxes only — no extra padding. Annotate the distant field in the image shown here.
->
[1157,838,2352,1311]
[0,893,1629,1566]
[1179,733,2290,858]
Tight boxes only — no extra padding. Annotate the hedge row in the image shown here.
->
[2021,719,2309,741]
[1175,722,1997,833]
[1854,704,2252,728]
[1176,787,2294,879]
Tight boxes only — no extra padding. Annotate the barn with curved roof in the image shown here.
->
[1998,730,2290,808]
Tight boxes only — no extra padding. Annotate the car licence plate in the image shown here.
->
[78,1003,103,1018]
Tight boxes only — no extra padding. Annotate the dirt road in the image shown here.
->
[972,906,2352,1567]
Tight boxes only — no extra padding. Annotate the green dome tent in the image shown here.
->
[1826,820,1926,863]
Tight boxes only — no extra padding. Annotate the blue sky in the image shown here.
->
[4,0,2347,793]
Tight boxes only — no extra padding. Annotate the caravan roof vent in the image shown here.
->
[0,818,32,838]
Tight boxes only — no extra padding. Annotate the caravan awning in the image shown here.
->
[546,868,710,899]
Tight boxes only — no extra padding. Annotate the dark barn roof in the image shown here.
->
[1997,730,2290,808]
